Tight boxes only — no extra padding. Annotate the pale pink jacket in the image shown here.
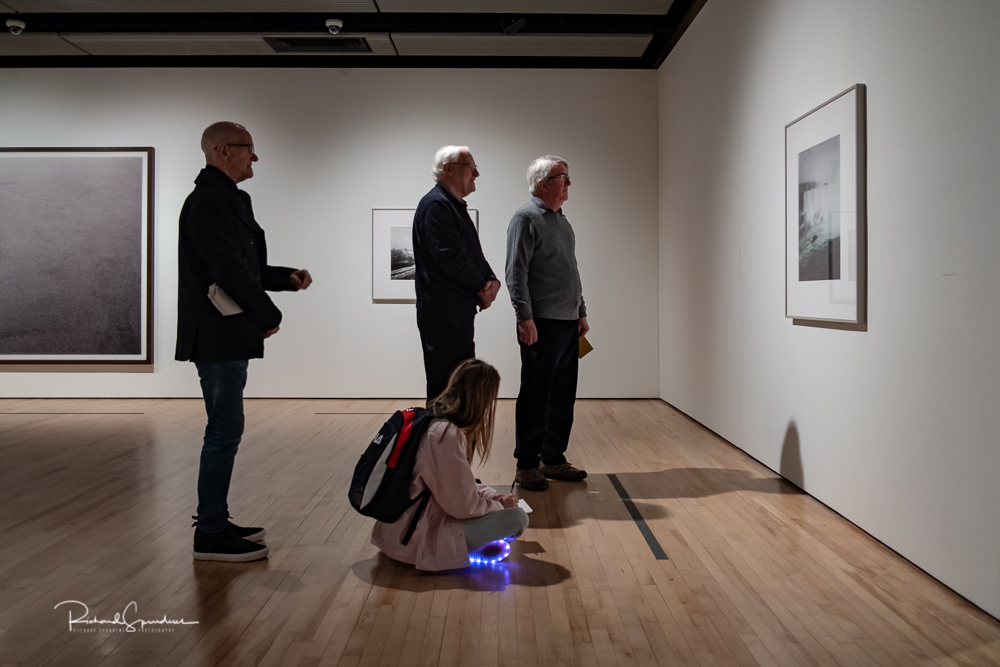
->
[370,419,503,571]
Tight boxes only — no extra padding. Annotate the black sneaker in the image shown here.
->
[228,521,266,542]
[191,515,266,542]
[193,527,269,562]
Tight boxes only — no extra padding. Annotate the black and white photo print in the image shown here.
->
[373,208,477,303]
[0,148,152,363]
[798,134,841,282]
[390,226,415,281]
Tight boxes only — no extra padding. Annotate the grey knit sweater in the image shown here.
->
[504,197,587,323]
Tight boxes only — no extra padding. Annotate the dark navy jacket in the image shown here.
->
[412,183,495,314]
[175,165,297,362]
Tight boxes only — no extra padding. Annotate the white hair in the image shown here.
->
[201,121,246,160]
[527,155,568,195]
[432,145,470,181]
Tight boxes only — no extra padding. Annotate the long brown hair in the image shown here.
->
[427,358,501,464]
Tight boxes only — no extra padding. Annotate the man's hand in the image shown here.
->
[496,493,519,509]
[290,269,312,290]
[477,279,501,311]
[518,320,538,346]
[264,326,280,339]
[578,316,590,338]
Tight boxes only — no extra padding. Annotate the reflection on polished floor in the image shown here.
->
[1,398,998,666]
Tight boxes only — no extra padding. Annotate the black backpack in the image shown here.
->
[349,408,438,545]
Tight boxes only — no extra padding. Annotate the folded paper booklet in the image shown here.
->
[207,283,243,316]
[579,335,594,359]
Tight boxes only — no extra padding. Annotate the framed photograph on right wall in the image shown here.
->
[785,84,867,325]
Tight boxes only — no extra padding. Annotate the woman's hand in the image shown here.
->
[496,493,519,509]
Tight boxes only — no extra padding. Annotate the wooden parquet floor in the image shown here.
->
[0,398,998,666]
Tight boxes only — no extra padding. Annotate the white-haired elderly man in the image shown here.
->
[413,145,501,403]
[505,155,590,492]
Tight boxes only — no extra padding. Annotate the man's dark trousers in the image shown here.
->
[195,360,249,534]
[514,318,580,470]
[417,309,476,402]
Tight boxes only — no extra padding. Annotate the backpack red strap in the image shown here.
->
[387,409,415,468]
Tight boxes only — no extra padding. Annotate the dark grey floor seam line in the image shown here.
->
[607,473,669,560]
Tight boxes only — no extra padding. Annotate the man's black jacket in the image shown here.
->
[412,183,495,314]
[175,165,297,362]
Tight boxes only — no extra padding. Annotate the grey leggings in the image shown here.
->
[462,507,529,551]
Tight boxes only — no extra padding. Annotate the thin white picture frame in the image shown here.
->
[372,207,479,303]
[0,147,154,363]
[785,84,867,326]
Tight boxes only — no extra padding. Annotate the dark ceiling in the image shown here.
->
[0,0,706,68]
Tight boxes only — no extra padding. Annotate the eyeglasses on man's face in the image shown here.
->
[545,173,570,182]
[216,143,255,155]
[450,161,479,171]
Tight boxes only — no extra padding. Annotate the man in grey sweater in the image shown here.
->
[505,155,590,492]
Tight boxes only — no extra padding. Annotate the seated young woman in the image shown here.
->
[371,358,529,571]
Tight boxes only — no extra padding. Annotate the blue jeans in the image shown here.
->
[194,360,249,534]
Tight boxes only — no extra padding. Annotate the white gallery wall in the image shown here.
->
[658,0,1000,616]
[0,67,659,399]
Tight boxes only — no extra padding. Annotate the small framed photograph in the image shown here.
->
[0,147,154,363]
[372,208,479,303]
[785,84,867,325]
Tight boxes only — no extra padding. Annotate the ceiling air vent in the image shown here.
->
[265,37,373,54]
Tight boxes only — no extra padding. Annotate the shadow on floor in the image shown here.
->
[483,478,670,531]
[353,541,571,592]
[610,467,799,500]
[349,464,800,590]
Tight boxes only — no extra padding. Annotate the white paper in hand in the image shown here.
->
[518,498,533,515]
[208,283,243,316]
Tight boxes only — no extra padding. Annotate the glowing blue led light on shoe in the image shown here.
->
[468,539,511,565]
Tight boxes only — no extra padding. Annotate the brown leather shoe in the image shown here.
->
[540,462,588,482]
[515,467,550,491]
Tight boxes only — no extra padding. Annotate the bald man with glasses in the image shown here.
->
[176,121,312,562]
[412,145,501,403]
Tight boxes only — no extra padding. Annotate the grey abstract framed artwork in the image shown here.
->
[785,84,867,325]
[372,208,479,303]
[0,147,154,363]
